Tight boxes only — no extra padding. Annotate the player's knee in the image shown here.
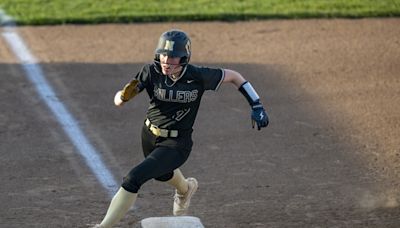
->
[155,172,174,182]
[121,175,141,193]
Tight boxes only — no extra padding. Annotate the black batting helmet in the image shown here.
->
[155,29,191,64]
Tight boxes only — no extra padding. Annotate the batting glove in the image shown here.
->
[120,79,141,102]
[239,81,269,130]
[251,103,269,130]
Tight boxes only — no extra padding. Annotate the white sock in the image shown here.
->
[167,169,189,194]
[99,187,137,228]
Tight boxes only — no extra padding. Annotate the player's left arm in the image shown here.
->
[223,69,269,130]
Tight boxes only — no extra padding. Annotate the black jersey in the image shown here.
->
[134,63,225,130]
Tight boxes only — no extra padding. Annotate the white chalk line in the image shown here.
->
[0,9,118,198]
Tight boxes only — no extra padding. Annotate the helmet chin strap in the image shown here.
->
[153,59,188,87]
[166,64,182,79]
[164,63,188,87]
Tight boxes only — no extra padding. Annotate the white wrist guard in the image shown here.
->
[239,81,260,106]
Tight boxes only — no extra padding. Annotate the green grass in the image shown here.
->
[0,0,399,25]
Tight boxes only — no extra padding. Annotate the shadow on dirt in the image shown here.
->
[1,62,398,227]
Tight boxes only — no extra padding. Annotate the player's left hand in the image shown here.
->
[251,103,269,130]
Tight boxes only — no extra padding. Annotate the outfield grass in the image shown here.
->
[0,0,399,25]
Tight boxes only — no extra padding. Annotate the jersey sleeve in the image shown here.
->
[196,66,225,91]
[134,64,152,92]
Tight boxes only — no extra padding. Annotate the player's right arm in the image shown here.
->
[114,79,142,106]
[114,64,151,106]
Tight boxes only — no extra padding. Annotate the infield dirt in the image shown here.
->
[1,19,399,227]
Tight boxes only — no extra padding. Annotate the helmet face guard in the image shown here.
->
[155,29,191,64]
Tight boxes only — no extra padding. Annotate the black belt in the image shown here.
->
[145,119,178,138]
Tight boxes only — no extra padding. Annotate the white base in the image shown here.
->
[140,216,204,228]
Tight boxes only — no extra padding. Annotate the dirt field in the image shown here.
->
[1,19,399,227]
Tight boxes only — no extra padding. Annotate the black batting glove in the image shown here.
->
[239,81,269,130]
[251,102,269,130]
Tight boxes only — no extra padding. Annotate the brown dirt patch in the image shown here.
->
[1,19,399,227]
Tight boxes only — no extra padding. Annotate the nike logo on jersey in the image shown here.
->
[187,80,195,83]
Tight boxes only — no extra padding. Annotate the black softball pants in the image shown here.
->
[121,124,192,193]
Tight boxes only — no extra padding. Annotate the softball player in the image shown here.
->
[92,29,268,228]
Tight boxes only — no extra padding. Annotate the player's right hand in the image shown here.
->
[115,79,142,106]
[114,90,124,106]
[120,79,141,102]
